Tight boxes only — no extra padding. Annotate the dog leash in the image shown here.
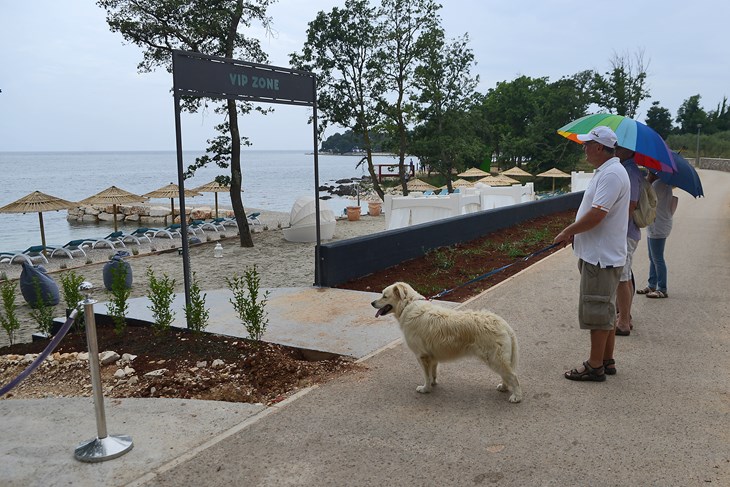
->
[426,242,562,300]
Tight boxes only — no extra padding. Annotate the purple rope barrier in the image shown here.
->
[0,309,78,397]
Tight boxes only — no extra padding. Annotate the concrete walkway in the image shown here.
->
[1,169,728,486]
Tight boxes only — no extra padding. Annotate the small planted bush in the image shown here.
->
[146,267,176,335]
[29,277,55,336]
[107,264,131,335]
[226,265,270,342]
[60,270,85,333]
[0,281,21,345]
[184,272,209,333]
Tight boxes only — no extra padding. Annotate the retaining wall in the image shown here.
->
[696,157,730,172]
[318,192,583,287]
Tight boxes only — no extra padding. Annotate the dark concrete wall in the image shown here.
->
[318,192,582,287]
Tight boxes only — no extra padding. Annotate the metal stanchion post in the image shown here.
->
[74,282,133,463]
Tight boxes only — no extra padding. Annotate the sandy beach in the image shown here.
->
[0,209,385,347]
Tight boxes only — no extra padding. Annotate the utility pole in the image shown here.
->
[696,124,702,167]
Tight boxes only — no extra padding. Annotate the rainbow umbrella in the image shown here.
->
[558,113,676,174]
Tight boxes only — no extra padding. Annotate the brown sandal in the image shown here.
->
[636,287,655,295]
[565,361,606,382]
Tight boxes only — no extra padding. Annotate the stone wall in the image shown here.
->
[67,205,235,226]
[696,157,730,172]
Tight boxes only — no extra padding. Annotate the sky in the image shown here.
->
[1,0,727,152]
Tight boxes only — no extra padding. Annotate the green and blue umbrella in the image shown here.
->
[558,113,677,174]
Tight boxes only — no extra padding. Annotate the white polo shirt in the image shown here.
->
[573,157,630,267]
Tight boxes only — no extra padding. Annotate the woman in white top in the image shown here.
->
[637,172,675,298]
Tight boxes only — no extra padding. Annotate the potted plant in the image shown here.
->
[346,206,361,221]
[367,201,382,216]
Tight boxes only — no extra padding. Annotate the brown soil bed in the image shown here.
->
[1,210,575,405]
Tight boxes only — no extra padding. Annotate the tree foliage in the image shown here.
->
[591,50,650,118]
[675,94,708,134]
[410,28,481,189]
[97,0,276,247]
[290,0,387,198]
[375,0,441,193]
[475,74,589,174]
[645,101,674,139]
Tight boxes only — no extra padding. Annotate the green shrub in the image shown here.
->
[28,277,55,336]
[146,267,176,335]
[60,270,85,333]
[0,281,21,345]
[107,264,131,335]
[184,273,209,333]
[226,265,270,342]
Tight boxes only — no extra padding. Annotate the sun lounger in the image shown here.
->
[0,245,49,265]
[188,219,220,235]
[48,239,87,259]
[151,224,182,239]
[82,231,127,250]
[210,217,238,229]
[128,227,153,244]
[248,212,262,225]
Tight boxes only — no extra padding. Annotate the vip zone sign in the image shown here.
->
[172,50,315,106]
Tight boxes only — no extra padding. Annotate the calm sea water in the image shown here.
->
[0,150,399,251]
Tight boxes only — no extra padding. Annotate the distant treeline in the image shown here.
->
[320,131,391,154]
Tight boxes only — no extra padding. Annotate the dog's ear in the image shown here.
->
[392,282,404,299]
[393,282,409,300]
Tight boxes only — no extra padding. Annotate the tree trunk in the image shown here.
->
[226,2,252,247]
[228,100,253,247]
[362,127,385,200]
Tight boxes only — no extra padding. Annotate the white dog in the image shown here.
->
[372,282,522,403]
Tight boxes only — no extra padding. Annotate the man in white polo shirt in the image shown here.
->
[554,126,630,382]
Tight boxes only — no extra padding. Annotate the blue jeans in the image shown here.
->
[647,237,667,292]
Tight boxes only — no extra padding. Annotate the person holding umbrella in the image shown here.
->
[636,172,676,299]
[553,126,630,382]
[614,146,645,336]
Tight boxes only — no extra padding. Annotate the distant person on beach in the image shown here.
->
[614,146,644,336]
[636,172,676,299]
[553,126,630,382]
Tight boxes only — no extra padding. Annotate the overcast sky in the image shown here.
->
[1,0,727,152]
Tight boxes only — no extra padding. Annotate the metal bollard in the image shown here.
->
[74,281,134,462]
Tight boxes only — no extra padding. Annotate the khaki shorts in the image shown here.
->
[620,238,639,281]
[578,259,622,330]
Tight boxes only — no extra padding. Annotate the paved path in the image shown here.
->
[1,169,728,486]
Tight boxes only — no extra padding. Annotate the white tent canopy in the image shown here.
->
[283,196,336,243]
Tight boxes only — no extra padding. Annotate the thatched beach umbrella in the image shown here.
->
[501,166,533,178]
[0,191,77,252]
[457,167,490,179]
[143,183,202,221]
[536,168,571,191]
[451,178,475,189]
[406,178,437,192]
[77,185,147,232]
[193,180,237,219]
[477,175,520,186]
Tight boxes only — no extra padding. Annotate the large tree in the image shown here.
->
[375,0,440,193]
[676,94,708,134]
[645,101,674,139]
[592,50,650,118]
[97,0,276,247]
[475,74,588,174]
[411,28,480,190]
[290,0,387,199]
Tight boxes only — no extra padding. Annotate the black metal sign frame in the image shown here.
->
[171,50,322,326]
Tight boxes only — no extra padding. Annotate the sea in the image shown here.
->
[0,150,400,252]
